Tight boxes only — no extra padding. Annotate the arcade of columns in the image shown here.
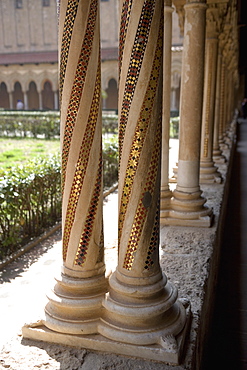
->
[22,0,239,366]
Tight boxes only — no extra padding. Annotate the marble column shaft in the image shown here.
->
[169,0,212,226]
[44,0,107,335]
[213,46,226,163]
[199,7,222,184]
[160,0,173,216]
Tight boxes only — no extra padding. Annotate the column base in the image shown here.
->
[219,139,229,150]
[213,149,227,164]
[169,163,178,183]
[22,303,191,365]
[160,189,213,227]
[98,269,191,364]
[43,272,108,335]
[199,161,222,184]
[99,270,186,342]
[160,188,172,217]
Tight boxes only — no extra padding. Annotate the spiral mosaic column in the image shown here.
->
[160,0,173,219]
[44,0,107,335]
[99,0,190,363]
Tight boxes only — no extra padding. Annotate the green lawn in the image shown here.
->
[0,137,60,170]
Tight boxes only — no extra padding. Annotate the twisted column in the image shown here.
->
[44,0,107,335]
[169,0,212,226]
[160,0,173,218]
[99,0,190,363]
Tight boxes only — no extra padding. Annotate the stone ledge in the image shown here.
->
[22,304,190,366]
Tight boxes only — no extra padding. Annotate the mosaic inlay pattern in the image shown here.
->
[61,0,98,192]
[60,0,79,104]
[96,224,104,264]
[62,59,101,261]
[119,0,155,159]
[119,0,133,76]
[119,16,163,246]
[75,154,103,266]
[123,117,161,270]
[144,201,160,270]
[203,48,212,158]
[219,63,225,137]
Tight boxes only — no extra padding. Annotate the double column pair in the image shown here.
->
[161,0,214,227]
[23,0,190,365]
[161,0,236,227]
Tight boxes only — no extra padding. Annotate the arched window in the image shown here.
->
[42,80,54,110]
[13,82,24,109]
[0,82,10,109]
[28,81,39,110]
[105,78,118,111]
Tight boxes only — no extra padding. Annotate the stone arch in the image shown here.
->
[13,81,24,109]
[105,78,118,110]
[101,60,118,91]
[0,82,10,109]
[42,79,54,110]
[28,81,39,110]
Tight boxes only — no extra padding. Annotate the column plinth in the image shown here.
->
[199,161,222,184]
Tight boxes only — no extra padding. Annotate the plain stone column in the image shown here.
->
[44,0,107,335]
[53,90,59,110]
[9,91,14,110]
[99,0,190,364]
[199,6,222,184]
[213,45,226,163]
[23,91,28,110]
[38,90,43,110]
[170,0,212,226]
[160,0,173,218]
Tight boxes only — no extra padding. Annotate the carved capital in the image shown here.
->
[173,0,186,35]
[206,3,227,38]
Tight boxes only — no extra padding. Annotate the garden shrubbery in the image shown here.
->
[0,155,61,260]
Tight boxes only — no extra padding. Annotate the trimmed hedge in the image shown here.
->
[0,155,61,260]
[0,111,60,139]
[0,111,118,138]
